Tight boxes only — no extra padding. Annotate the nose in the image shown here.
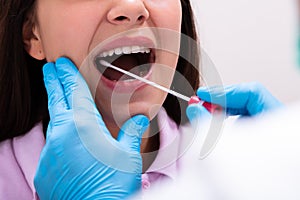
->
[107,0,149,26]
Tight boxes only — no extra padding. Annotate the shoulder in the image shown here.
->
[0,122,45,200]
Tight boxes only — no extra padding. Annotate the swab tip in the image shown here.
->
[99,60,110,67]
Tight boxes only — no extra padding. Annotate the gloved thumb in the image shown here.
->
[186,103,210,124]
[117,115,150,152]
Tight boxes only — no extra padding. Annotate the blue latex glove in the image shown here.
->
[34,57,149,200]
[186,103,210,124]
[186,82,282,122]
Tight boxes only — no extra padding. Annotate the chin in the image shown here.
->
[130,101,163,120]
[106,100,162,128]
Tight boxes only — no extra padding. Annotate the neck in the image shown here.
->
[141,117,160,172]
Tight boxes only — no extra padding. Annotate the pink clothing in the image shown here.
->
[0,123,45,199]
[0,109,187,199]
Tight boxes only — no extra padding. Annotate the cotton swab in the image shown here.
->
[99,60,201,104]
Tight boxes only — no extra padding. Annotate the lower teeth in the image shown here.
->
[139,71,146,77]
[123,78,136,82]
[120,69,148,82]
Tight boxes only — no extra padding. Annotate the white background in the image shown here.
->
[191,0,300,103]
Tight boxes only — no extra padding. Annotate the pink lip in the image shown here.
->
[95,36,155,93]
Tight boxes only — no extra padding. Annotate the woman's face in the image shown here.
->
[31,0,182,135]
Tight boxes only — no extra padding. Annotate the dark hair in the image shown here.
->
[163,0,200,125]
[0,0,48,142]
[0,0,199,142]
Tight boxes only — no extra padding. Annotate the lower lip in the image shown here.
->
[99,66,153,93]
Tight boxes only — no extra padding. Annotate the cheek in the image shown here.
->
[147,1,182,70]
[36,8,101,66]
[40,25,93,66]
[147,0,182,31]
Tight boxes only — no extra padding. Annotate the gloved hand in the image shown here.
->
[186,82,282,122]
[34,57,149,200]
[186,103,211,124]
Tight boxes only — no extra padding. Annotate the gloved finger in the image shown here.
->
[197,85,254,115]
[55,57,95,110]
[243,82,283,115]
[117,115,149,152]
[197,83,282,116]
[43,62,68,117]
[186,103,210,124]
[197,85,241,107]
[197,83,276,109]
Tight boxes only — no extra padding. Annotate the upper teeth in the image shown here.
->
[99,46,151,58]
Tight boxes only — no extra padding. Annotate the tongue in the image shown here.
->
[103,55,139,81]
[113,55,138,71]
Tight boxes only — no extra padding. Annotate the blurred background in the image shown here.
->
[191,0,300,103]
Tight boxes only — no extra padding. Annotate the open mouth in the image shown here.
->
[94,46,155,82]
